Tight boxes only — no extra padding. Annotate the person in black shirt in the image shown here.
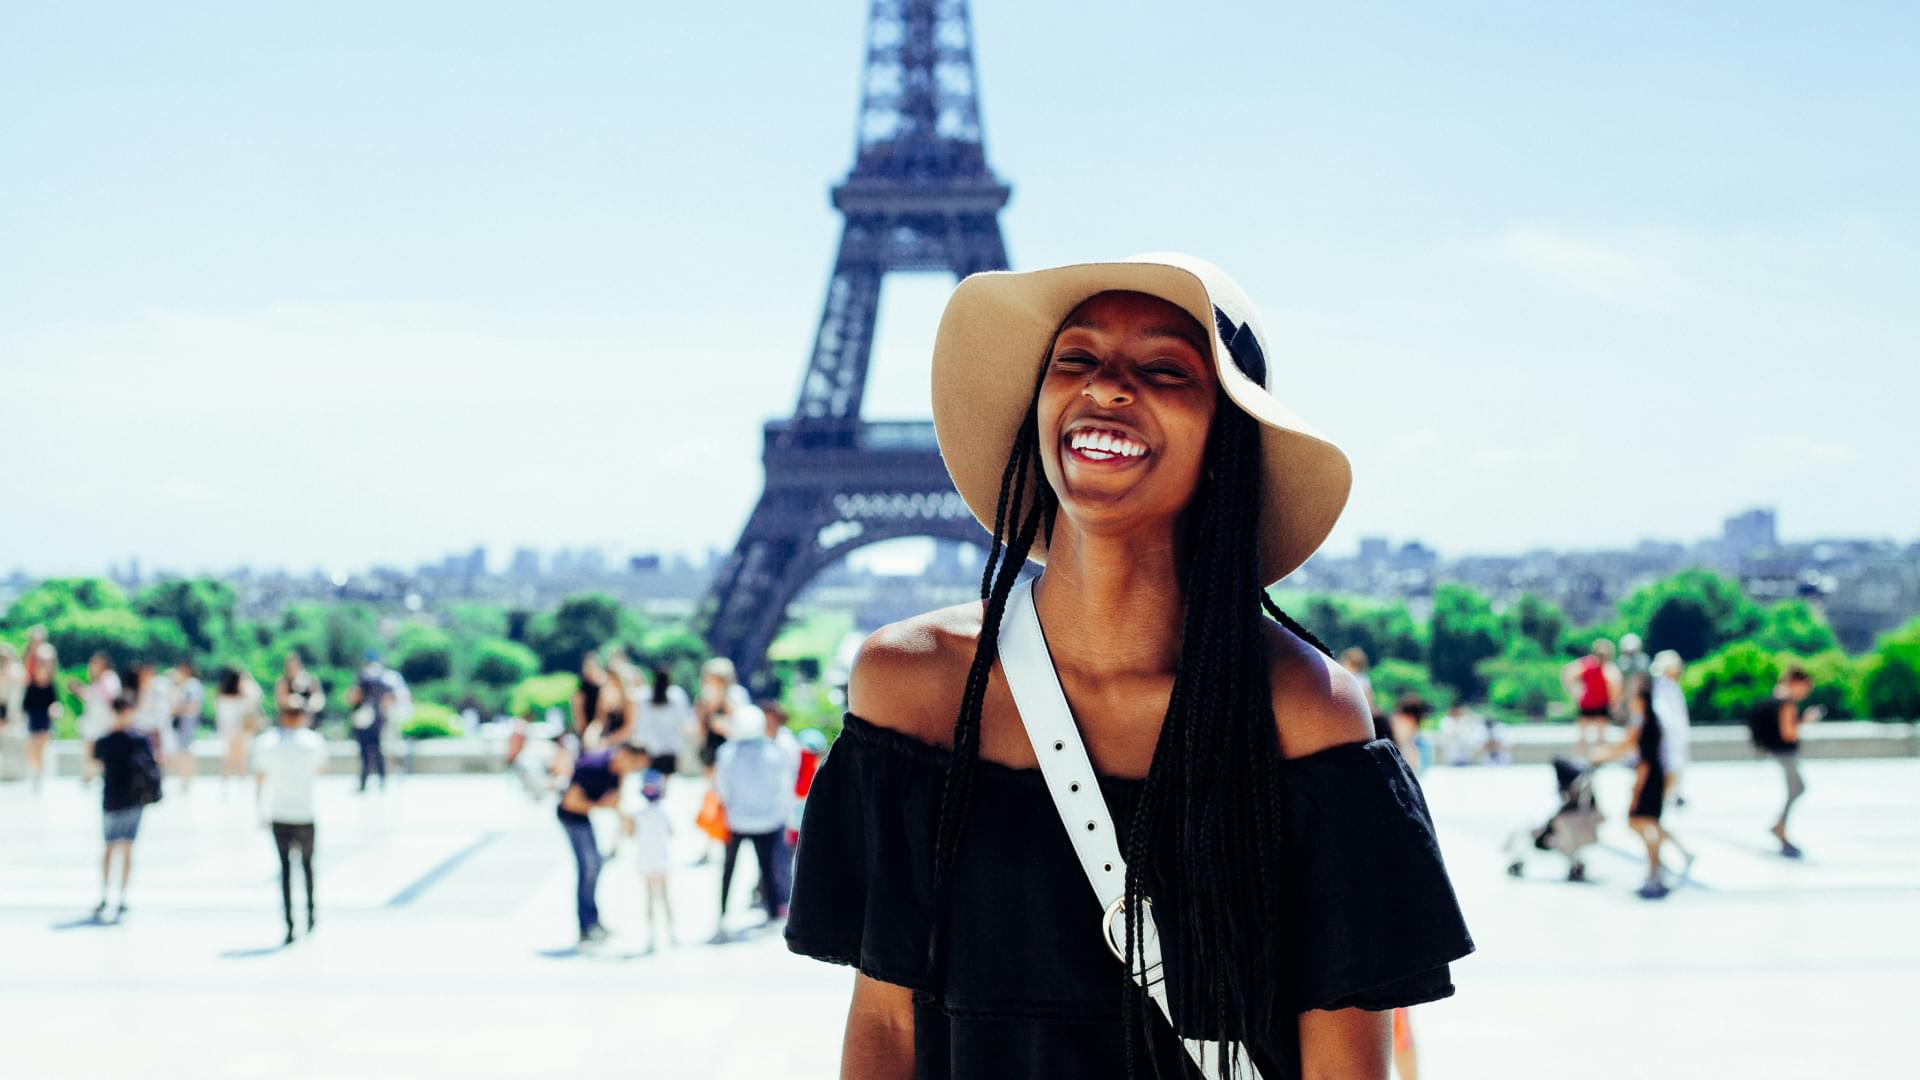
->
[557,743,650,947]
[90,692,158,920]
[787,259,1472,1079]
[1749,667,1821,858]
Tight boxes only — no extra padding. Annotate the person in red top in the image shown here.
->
[1562,639,1620,758]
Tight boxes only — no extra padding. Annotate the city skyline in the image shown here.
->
[4,2,1916,575]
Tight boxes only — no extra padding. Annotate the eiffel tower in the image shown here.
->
[703,0,1012,684]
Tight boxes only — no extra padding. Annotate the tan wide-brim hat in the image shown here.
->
[931,252,1351,586]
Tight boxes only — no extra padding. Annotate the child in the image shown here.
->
[631,769,675,951]
[90,692,159,920]
[557,742,648,948]
[255,693,329,944]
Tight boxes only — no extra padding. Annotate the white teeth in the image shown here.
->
[1071,429,1146,459]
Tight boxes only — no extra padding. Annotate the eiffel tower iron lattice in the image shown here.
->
[702,0,1011,684]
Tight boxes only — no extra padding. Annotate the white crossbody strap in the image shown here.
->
[998,577,1259,1079]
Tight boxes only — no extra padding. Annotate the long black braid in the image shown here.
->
[928,311,1330,1077]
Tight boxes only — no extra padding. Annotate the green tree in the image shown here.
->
[1793,649,1860,721]
[470,638,539,688]
[134,578,238,656]
[47,608,189,668]
[3,577,130,630]
[1754,599,1838,655]
[1428,583,1503,699]
[1476,639,1562,719]
[1279,593,1425,663]
[1856,618,1920,720]
[1371,658,1453,712]
[1619,570,1761,661]
[392,625,455,684]
[1682,641,1779,723]
[526,593,623,673]
[1509,593,1569,657]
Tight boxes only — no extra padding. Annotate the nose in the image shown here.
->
[1082,365,1134,408]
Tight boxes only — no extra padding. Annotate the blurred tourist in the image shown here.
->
[1561,638,1619,758]
[1437,701,1488,766]
[0,643,23,770]
[1593,685,1692,897]
[275,652,326,722]
[692,657,749,866]
[1749,666,1821,858]
[630,768,675,951]
[168,661,204,790]
[1341,646,1378,718]
[132,663,173,767]
[1649,650,1691,805]
[571,652,606,746]
[594,652,633,749]
[1615,633,1651,718]
[556,741,649,948]
[349,652,394,793]
[1391,1006,1418,1080]
[21,642,59,790]
[91,692,159,920]
[631,665,691,782]
[214,666,261,787]
[1389,694,1431,773]
[254,692,329,944]
[711,703,797,941]
[70,652,122,783]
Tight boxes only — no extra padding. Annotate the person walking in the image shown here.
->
[555,742,649,948]
[70,653,122,784]
[594,653,633,749]
[349,652,394,793]
[630,769,676,952]
[214,666,262,787]
[692,658,750,866]
[1615,633,1651,720]
[1749,666,1821,858]
[20,642,60,791]
[631,666,691,782]
[1594,685,1692,897]
[1562,638,1619,757]
[1648,650,1691,805]
[0,643,23,773]
[168,661,205,790]
[254,691,329,944]
[571,652,606,746]
[274,652,326,723]
[786,255,1472,1077]
[712,705,797,942]
[90,692,160,920]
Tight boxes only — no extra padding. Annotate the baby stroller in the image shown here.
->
[1505,756,1601,882]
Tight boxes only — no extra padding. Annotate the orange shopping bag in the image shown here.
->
[696,789,729,842]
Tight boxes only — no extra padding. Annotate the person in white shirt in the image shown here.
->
[630,666,693,782]
[1649,650,1692,806]
[254,693,329,945]
[168,662,205,790]
[69,654,122,783]
[630,769,675,951]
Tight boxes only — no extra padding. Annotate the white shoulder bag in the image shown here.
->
[997,577,1261,1079]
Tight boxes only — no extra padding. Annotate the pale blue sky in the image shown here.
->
[2,1,1916,576]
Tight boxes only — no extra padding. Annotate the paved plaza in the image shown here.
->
[3,753,1913,1079]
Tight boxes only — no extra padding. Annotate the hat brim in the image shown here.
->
[931,259,1351,586]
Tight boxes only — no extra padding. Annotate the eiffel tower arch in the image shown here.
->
[703,0,1011,684]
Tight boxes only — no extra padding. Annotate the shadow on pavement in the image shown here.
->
[50,913,117,931]
[219,944,290,959]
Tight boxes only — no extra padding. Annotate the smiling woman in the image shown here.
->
[784,254,1474,1080]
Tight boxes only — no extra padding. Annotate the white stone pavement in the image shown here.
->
[2,755,1914,1079]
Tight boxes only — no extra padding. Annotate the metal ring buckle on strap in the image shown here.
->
[1102,895,1166,989]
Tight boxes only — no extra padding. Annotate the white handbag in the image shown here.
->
[998,577,1262,1080]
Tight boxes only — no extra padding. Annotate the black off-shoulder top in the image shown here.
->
[786,713,1474,1079]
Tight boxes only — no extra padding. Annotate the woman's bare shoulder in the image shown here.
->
[846,602,984,747]
[1260,619,1375,760]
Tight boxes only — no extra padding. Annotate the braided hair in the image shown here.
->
[927,306,1331,1077]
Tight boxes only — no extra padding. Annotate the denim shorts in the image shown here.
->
[103,807,144,843]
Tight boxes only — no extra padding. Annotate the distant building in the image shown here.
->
[1723,508,1778,558]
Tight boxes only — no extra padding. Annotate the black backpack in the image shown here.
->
[1747,698,1785,752]
[128,739,164,806]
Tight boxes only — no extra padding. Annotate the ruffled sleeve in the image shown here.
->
[1276,740,1474,1012]
[784,714,944,994]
